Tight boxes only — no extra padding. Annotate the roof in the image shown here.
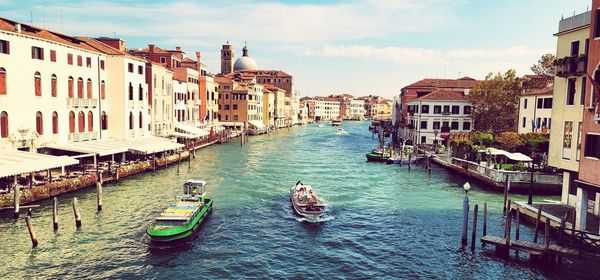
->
[78,37,146,62]
[0,150,79,178]
[523,86,553,96]
[46,137,183,156]
[263,84,285,92]
[403,77,478,89]
[241,70,292,77]
[0,17,99,53]
[414,89,468,101]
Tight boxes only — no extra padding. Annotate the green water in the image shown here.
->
[0,122,597,279]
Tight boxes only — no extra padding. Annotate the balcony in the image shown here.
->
[128,100,135,108]
[81,132,91,141]
[441,111,451,115]
[90,99,98,108]
[556,55,587,78]
[129,129,136,138]
[69,132,81,142]
[91,131,99,140]
[67,98,82,108]
[138,100,145,108]
[81,99,90,107]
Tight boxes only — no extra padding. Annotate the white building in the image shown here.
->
[146,61,174,136]
[173,79,189,124]
[313,98,341,121]
[406,89,473,144]
[349,99,366,120]
[292,88,300,125]
[518,87,553,134]
[0,18,108,151]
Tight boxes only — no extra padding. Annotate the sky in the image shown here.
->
[0,0,592,98]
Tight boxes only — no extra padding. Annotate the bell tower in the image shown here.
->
[221,42,234,75]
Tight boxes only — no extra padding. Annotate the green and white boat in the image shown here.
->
[146,179,213,243]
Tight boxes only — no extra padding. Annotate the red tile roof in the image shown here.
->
[404,77,478,89]
[415,89,469,101]
[523,86,553,96]
[263,84,286,92]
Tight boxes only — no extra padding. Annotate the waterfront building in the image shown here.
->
[145,61,174,136]
[576,0,600,231]
[306,97,340,121]
[0,18,108,150]
[373,100,392,120]
[329,94,353,119]
[264,84,286,128]
[406,89,473,144]
[349,98,366,120]
[262,86,275,127]
[173,79,190,123]
[216,74,265,131]
[79,37,149,140]
[548,10,589,219]
[517,75,554,134]
[298,100,309,124]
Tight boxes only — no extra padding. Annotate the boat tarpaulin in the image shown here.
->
[0,150,79,178]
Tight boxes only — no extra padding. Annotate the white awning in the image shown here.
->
[0,150,79,178]
[477,148,533,162]
[248,120,265,130]
[175,124,209,137]
[478,147,510,156]
[169,132,200,139]
[220,122,244,128]
[125,136,185,154]
[505,152,533,162]
[47,137,184,156]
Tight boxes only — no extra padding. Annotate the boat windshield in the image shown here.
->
[154,219,187,226]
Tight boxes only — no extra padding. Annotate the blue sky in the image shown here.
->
[0,0,592,98]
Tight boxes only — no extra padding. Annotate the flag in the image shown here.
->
[531,119,535,133]
[587,73,600,114]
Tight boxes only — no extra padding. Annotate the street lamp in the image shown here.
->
[463,182,471,196]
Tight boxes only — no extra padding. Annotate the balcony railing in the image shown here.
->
[129,129,136,138]
[138,100,145,108]
[81,132,91,141]
[68,98,98,108]
[91,131,99,140]
[441,111,451,115]
[556,55,587,77]
[128,100,135,108]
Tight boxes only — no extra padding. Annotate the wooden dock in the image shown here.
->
[481,235,580,258]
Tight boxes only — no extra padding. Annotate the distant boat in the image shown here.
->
[290,181,325,222]
[317,124,324,127]
[336,128,346,135]
[365,149,391,162]
[386,155,423,165]
[331,118,343,126]
[146,179,213,243]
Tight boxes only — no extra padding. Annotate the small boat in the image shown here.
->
[317,124,324,127]
[290,181,325,222]
[336,128,346,135]
[386,155,423,164]
[146,179,213,243]
[365,149,391,162]
[330,118,343,126]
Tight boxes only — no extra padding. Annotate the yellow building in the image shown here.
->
[548,11,589,206]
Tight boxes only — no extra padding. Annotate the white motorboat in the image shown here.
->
[336,128,346,135]
[290,181,325,222]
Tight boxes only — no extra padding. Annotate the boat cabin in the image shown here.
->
[183,179,207,199]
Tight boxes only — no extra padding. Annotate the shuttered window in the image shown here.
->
[52,112,58,134]
[35,111,43,135]
[51,75,57,97]
[88,111,93,132]
[77,78,83,98]
[0,68,6,95]
[87,79,92,99]
[68,77,74,98]
[34,72,41,96]
[0,111,8,138]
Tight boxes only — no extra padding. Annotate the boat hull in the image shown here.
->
[147,199,213,243]
[366,153,390,162]
[290,187,325,222]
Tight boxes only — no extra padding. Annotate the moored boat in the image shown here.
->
[290,181,325,222]
[365,149,391,162]
[331,118,343,126]
[146,179,213,243]
[386,155,423,164]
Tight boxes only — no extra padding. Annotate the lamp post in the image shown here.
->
[461,182,471,246]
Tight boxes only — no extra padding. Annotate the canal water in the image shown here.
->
[0,122,598,279]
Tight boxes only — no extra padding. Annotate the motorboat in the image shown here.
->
[290,181,325,222]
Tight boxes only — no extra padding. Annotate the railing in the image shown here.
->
[81,99,90,107]
[69,132,82,142]
[90,99,98,108]
[91,131,99,140]
[556,55,587,77]
[441,111,451,115]
[81,132,91,141]
[451,158,563,185]
[129,129,136,138]
[138,100,145,108]
[68,98,81,108]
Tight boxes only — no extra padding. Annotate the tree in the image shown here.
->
[472,131,494,147]
[495,132,522,152]
[468,69,522,134]
[531,53,556,76]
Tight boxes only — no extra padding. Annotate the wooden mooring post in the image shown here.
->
[503,175,510,216]
[52,197,58,231]
[25,216,38,248]
[152,151,157,172]
[461,194,469,246]
[427,155,431,173]
[72,198,81,228]
[188,149,192,169]
[533,205,543,243]
[482,202,488,237]
[96,182,103,212]
[408,152,412,171]
[471,204,478,252]
[177,151,181,173]
[13,185,20,218]
[544,218,550,252]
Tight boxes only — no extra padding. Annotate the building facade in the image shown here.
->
[518,75,554,134]
[146,62,174,136]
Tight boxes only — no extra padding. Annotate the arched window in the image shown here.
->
[139,112,143,128]
[35,111,43,135]
[129,112,133,129]
[68,111,75,133]
[77,78,83,98]
[100,81,105,100]
[101,111,107,130]
[34,72,41,96]
[128,82,133,100]
[51,74,57,97]
[86,79,92,99]
[68,76,74,98]
[0,111,8,138]
[52,111,58,134]
[87,111,93,131]
[0,67,7,95]
[78,111,85,132]
[138,84,143,101]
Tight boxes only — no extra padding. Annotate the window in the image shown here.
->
[88,111,93,132]
[52,112,58,134]
[34,72,41,96]
[522,117,526,128]
[581,77,586,105]
[463,122,471,131]
[537,98,543,109]
[129,112,133,129]
[77,78,83,98]
[464,106,472,115]
[35,111,43,135]
[0,111,8,138]
[433,121,440,129]
[433,106,441,114]
[87,79,92,99]
[585,134,600,159]
[421,105,429,114]
[233,104,238,110]
[128,63,134,73]
[225,105,230,110]
[543,98,553,109]
[563,121,573,159]
[86,57,92,68]
[68,77,74,98]
[138,84,143,100]
[67,53,73,65]
[570,40,580,57]
[160,57,166,63]
[68,111,75,133]
[420,121,427,129]
[139,112,143,128]
[566,78,576,105]
[0,67,6,95]
[100,81,105,100]
[138,65,143,75]
[31,46,44,60]
[0,39,9,54]
[128,83,133,100]
[442,121,449,129]
[451,106,459,114]
[577,122,582,161]
[100,60,105,70]
[77,55,82,66]
[451,121,459,130]
[101,111,107,130]
[442,105,450,114]
[524,99,528,109]
[51,74,57,97]
[78,111,85,133]
[50,50,56,62]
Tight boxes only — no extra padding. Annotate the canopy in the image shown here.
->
[168,131,200,139]
[175,124,209,137]
[478,147,510,156]
[0,150,79,178]
[478,148,533,162]
[505,152,533,162]
[429,136,443,141]
[126,136,185,154]
[248,120,266,130]
[47,137,184,156]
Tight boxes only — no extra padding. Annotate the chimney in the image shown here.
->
[464,89,470,96]
[149,44,155,53]
[15,23,21,33]
[175,46,181,51]
[196,51,202,73]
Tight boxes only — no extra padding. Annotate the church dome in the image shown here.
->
[233,45,257,71]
